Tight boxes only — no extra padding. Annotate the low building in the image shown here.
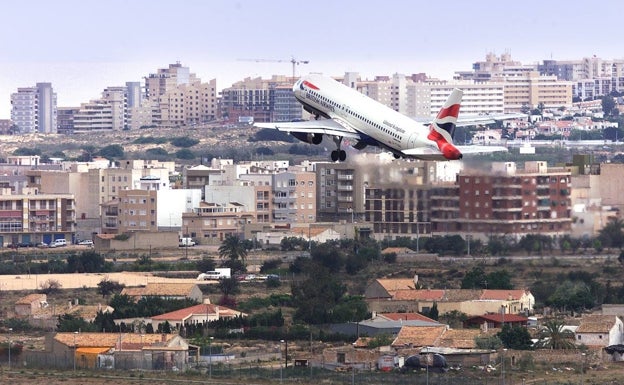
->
[575,315,624,348]
[121,283,203,303]
[149,303,247,331]
[14,293,48,317]
[463,314,529,329]
[24,332,192,370]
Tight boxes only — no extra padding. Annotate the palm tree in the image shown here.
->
[218,234,248,264]
[534,319,576,350]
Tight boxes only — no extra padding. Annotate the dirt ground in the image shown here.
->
[0,271,198,291]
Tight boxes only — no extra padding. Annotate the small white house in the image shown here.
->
[575,315,624,348]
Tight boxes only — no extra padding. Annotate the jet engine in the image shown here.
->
[291,132,323,145]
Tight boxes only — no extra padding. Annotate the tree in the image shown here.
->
[39,279,62,294]
[598,217,624,249]
[427,302,439,321]
[97,278,125,297]
[170,136,199,148]
[175,148,195,159]
[291,263,347,324]
[57,313,95,332]
[533,319,576,350]
[99,144,125,159]
[196,257,216,273]
[461,266,487,289]
[218,277,240,297]
[497,324,533,350]
[218,234,248,264]
[602,95,616,116]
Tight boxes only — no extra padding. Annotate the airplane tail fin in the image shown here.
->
[427,88,463,144]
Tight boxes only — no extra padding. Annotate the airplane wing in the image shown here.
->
[254,119,362,140]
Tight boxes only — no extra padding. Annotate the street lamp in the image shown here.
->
[73,331,79,371]
[7,327,12,370]
[581,352,586,385]
[140,334,144,371]
[209,336,214,379]
[280,339,285,384]
[501,348,507,385]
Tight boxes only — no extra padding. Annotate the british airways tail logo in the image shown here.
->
[302,81,319,90]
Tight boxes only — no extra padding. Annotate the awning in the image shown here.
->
[76,347,112,354]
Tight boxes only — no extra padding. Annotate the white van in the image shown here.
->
[50,239,67,248]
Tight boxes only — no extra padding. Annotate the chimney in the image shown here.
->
[481,321,488,333]
[68,300,72,309]
[413,274,419,287]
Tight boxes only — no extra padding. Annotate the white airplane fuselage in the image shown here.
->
[292,74,451,160]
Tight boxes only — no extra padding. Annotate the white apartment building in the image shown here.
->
[73,86,127,131]
[10,83,57,134]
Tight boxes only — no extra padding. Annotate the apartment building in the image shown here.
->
[156,79,217,126]
[101,189,157,234]
[182,202,255,244]
[272,170,316,223]
[219,76,301,122]
[73,86,129,131]
[430,161,572,240]
[10,83,57,134]
[499,71,573,112]
[0,190,75,246]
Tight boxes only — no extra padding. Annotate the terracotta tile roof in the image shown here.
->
[443,289,482,302]
[121,283,198,297]
[15,293,46,305]
[66,305,114,320]
[391,325,447,347]
[577,315,619,333]
[480,290,526,301]
[151,303,245,321]
[54,332,175,349]
[393,289,445,301]
[376,278,416,293]
[378,313,437,323]
[438,329,488,349]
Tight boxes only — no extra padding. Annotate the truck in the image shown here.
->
[179,237,196,247]
[197,268,231,281]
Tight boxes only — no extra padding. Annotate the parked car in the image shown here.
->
[49,239,67,248]
[78,239,94,246]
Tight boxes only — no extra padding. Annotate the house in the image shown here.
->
[480,289,535,315]
[391,325,448,348]
[121,283,203,303]
[375,312,438,323]
[575,315,624,348]
[65,303,114,323]
[463,314,529,330]
[14,293,48,316]
[364,276,418,300]
[24,332,193,370]
[364,277,536,316]
[149,303,246,331]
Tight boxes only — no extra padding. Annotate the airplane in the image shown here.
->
[254,74,510,162]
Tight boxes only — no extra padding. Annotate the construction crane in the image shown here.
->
[238,56,310,79]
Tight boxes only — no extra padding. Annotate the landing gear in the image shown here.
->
[331,150,347,162]
[331,136,347,162]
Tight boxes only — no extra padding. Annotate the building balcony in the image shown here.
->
[337,184,353,191]
[337,196,353,202]
[337,174,354,180]
[491,195,523,200]
[491,207,523,212]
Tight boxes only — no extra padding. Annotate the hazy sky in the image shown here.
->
[1,0,623,118]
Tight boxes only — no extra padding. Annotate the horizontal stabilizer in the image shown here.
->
[455,145,508,154]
